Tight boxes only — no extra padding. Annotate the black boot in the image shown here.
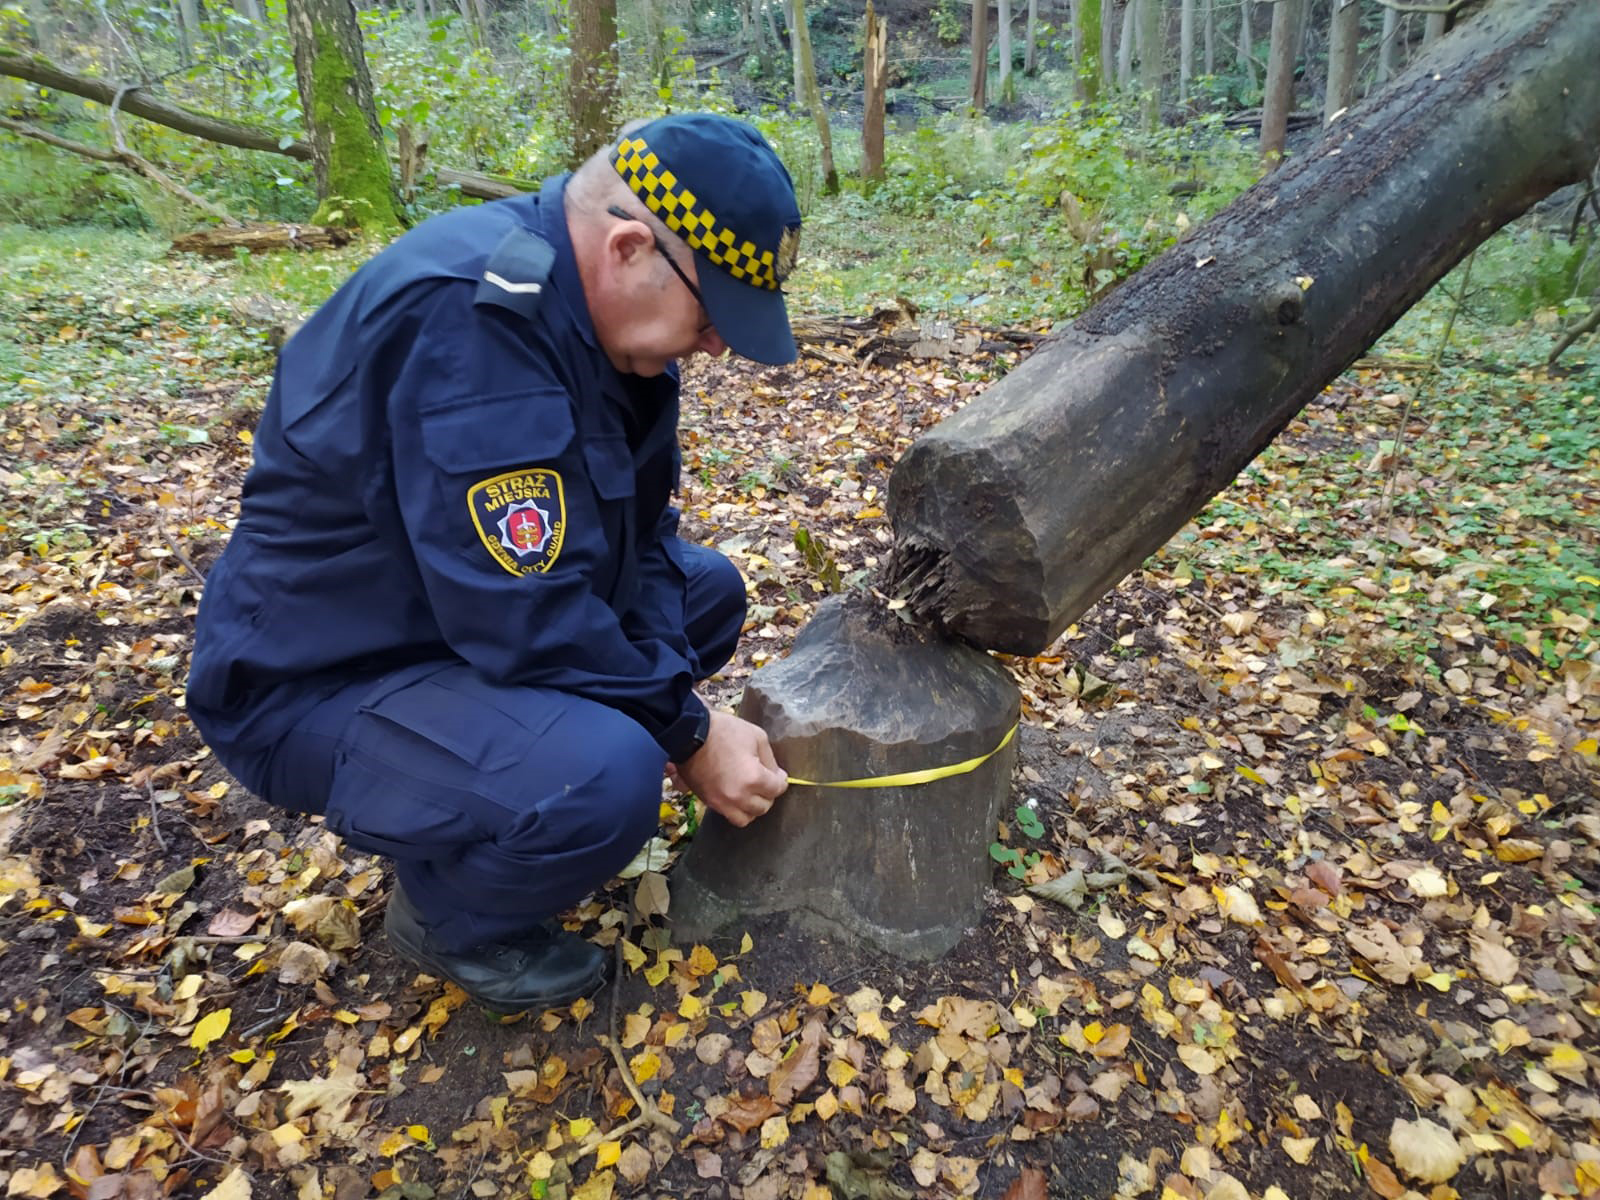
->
[383,886,609,1015]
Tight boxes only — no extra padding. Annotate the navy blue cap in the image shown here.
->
[611,114,802,365]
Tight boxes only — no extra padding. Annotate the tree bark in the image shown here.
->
[1259,0,1302,160]
[862,0,887,183]
[285,0,403,229]
[1180,0,1194,103]
[1025,0,1039,73]
[1424,11,1448,41]
[1138,0,1163,126]
[1099,0,1116,92]
[790,0,838,193]
[970,0,990,109]
[885,0,1600,655]
[1325,0,1361,120]
[566,0,618,166]
[997,0,1014,103]
[175,0,200,65]
[674,595,1020,960]
[1378,5,1400,80]
[1203,0,1214,74]
[1076,0,1104,102]
[1117,0,1136,87]
[1237,0,1255,90]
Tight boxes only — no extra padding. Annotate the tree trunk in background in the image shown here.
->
[1025,0,1038,73]
[1260,0,1301,160]
[565,0,618,166]
[969,0,990,109]
[1378,6,1400,81]
[886,0,1600,654]
[1236,0,1255,90]
[1325,0,1360,120]
[285,0,403,230]
[791,0,839,193]
[1074,0,1104,102]
[998,0,1014,102]
[455,0,488,46]
[1117,0,1135,88]
[1180,0,1194,102]
[1137,0,1163,127]
[1203,0,1214,74]
[1425,11,1447,42]
[762,0,784,59]
[174,0,199,64]
[236,0,264,23]
[1100,0,1115,92]
[862,0,887,182]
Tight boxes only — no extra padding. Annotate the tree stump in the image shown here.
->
[673,595,1019,960]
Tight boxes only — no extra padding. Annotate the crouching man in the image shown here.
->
[188,114,799,1014]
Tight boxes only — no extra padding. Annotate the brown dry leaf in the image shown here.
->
[695,1032,732,1064]
[1346,923,1422,985]
[1469,934,1519,985]
[616,1143,651,1186]
[1282,1136,1317,1164]
[279,1062,363,1129]
[693,1149,723,1179]
[1001,1167,1048,1200]
[769,1015,824,1105]
[5,1164,66,1199]
[635,871,669,919]
[719,1092,782,1134]
[276,940,331,985]
[208,1168,253,1200]
[1363,1155,1405,1200]
[1389,1117,1465,1184]
[1177,1045,1219,1075]
[206,907,258,937]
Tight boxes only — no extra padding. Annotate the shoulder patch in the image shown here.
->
[474,229,556,322]
[468,468,566,575]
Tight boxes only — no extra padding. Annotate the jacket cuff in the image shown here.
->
[657,694,710,763]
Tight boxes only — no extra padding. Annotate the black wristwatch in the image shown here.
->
[663,702,711,762]
[681,704,711,758]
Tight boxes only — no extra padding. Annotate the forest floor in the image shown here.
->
[0,230,1597,1200]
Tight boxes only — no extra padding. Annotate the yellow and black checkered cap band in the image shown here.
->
[611,135,786,291]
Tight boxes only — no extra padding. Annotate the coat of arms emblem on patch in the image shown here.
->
[468,468,566,576]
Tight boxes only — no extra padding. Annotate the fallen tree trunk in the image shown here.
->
[170,224,353,256]
[0,50,313,161]
[0,115,241,226]
[0,52,530,204]
[887,0,1600,653]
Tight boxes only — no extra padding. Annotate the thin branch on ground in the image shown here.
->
[1547,303,1600,366]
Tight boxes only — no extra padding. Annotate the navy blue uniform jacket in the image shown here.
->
[188,175,711,775]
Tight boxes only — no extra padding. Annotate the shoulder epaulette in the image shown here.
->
[475,228,556,322]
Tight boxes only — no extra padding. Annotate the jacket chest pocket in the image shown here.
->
[583,435,636,603]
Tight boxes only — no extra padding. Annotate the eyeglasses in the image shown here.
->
[607,204,710,331]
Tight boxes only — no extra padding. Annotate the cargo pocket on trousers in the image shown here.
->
[322,663,547,861]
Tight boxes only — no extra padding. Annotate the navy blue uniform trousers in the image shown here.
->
[256,541,743,953]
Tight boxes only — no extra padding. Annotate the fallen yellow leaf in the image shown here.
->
[190,1007,231,1051]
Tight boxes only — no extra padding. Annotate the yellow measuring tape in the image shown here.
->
[784,724,1018,790]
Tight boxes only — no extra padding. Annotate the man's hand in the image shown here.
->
[672,710,787,827]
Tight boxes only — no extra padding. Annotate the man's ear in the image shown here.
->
[605,218,655,271]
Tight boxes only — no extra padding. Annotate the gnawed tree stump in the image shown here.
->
[674,595,1019,959]
[886,0,1600,654]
